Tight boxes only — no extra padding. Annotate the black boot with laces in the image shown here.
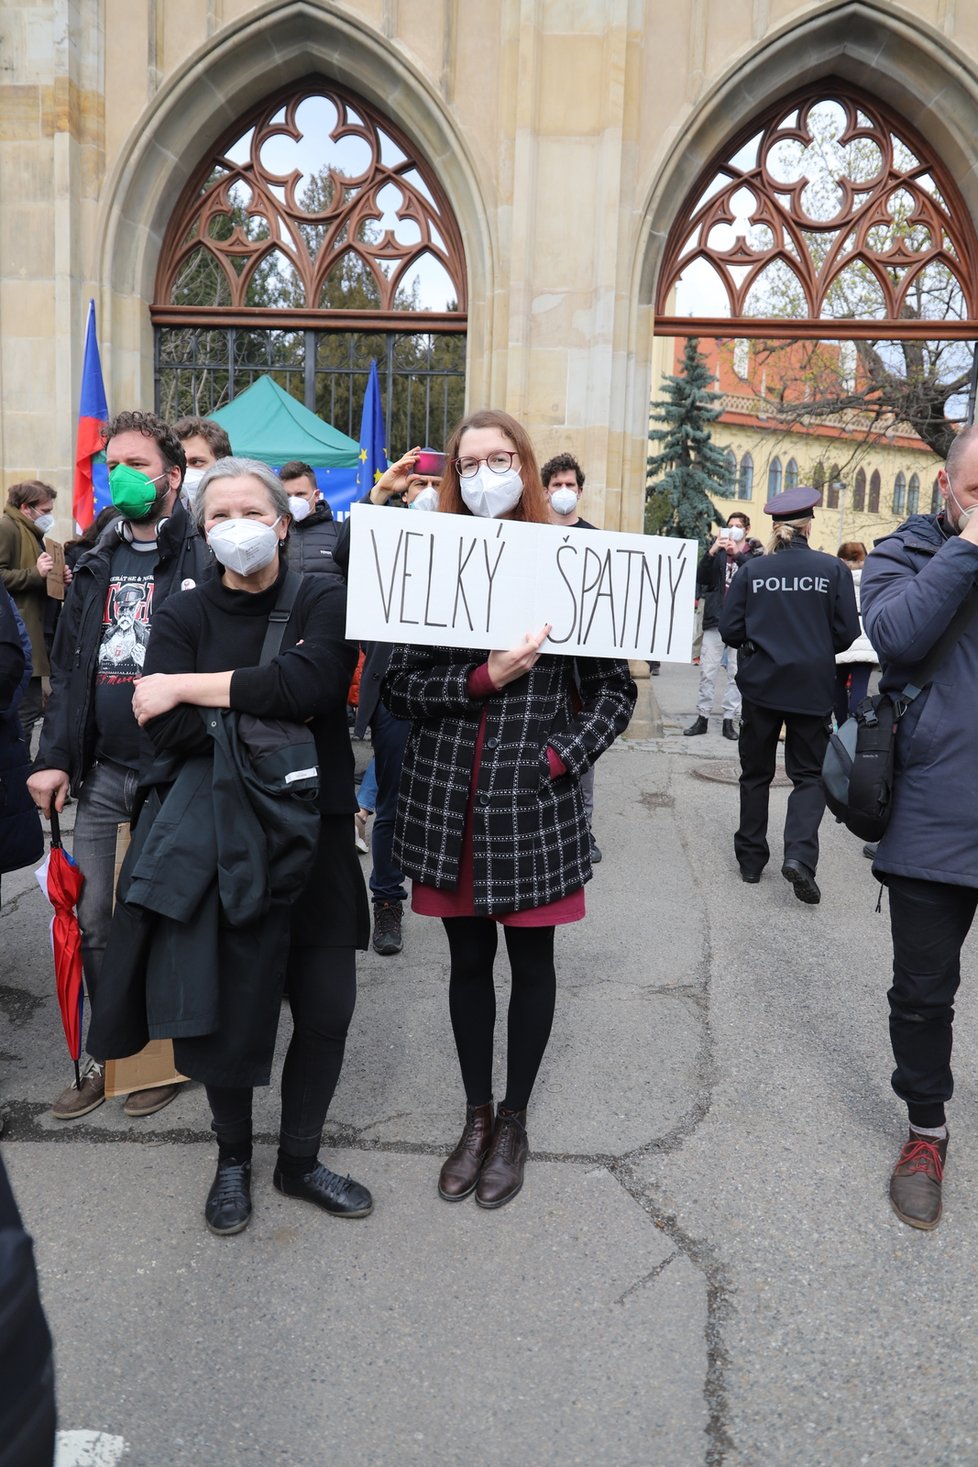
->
[273,1160,373,1217]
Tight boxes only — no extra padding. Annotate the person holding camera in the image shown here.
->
[684,511,761,740]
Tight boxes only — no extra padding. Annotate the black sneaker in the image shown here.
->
[372,899,403,955]
[273,1162,373,1217]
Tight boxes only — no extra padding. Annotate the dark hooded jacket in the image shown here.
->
[35,503,212,791]
[860,511,978,886]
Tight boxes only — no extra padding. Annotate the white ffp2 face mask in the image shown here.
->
[207,517,282,576]
[32,512,55,535]
[549,487,578,516]
[409,487,439,512]
[182,469,205,501]
[288,496,312,523]
[460,464,524,518]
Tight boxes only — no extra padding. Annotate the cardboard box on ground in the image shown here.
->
[103,822,188,1099]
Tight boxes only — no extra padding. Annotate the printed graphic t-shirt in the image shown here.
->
[94,539,158,767]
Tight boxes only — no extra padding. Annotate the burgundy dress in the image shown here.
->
[411,662,585,927]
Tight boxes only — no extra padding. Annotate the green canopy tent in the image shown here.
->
[210,376,360,467]
[210,376,362,512]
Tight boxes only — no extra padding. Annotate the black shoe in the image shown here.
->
[781,859,820,904]
[722,719,738,741]
[588,831,602,864]
[205,1159,252,1236]
[372,900,403,955]
[683,716,708,737]
[273,1162,373,1217]
[649,661,660,676]
[739,866,761,884]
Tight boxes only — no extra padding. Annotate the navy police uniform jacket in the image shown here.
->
[718,540,859,715]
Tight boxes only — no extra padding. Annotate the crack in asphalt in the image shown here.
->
[2,753,733,1465]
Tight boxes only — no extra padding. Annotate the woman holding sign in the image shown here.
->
[383,410,636,1209]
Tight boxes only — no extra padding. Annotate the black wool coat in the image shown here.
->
[383,647,636,914]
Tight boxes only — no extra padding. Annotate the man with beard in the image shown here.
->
[28,411,212,1120]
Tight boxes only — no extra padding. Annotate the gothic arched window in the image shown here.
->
[826,465,842,510]
[768,457,782,496]
[869,470,881,513]
[893,472,907,514]
[907,472,920,514]
[931,477,942,514]
[738,451,754,500]
[852,467,866,512]
[153,82,467,447]
[785,458,799,491]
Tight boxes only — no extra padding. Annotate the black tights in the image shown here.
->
[206,946,356,1173]
[443,917,557,1112]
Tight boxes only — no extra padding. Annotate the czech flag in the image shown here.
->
[73,299,110,530]
[356,359,388,493]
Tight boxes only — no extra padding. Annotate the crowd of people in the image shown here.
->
[1,407,634,1235]
[5,407,978,1239]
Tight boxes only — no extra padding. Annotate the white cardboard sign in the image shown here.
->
[345,503,696,661]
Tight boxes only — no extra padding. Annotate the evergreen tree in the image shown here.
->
[646,337,734,542]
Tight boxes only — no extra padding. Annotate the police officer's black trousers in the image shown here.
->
[886,874,978,1129]
[734,700,830,874]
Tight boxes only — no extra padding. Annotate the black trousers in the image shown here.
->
[443,917,557,1112]
[735,700,830,874]
[206,945,357,1158]
[886,874,978,1128]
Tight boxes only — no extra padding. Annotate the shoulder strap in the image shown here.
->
[260,570,303,665]
[900,582,978,706]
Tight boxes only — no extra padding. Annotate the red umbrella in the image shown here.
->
[34,809,86,1087]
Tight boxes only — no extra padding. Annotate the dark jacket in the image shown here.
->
[383,647,636,914]
[719,539,860,714]
[860,511,978,886]
[0,504,49,677]
[0,1154,56,1467]
[35,504,212,791]
[87,565,366,1086]
[333,494,404,735]
[696,540,763,630]
[88,711,321,1059]
[0,587,43,875]
[287,501,341,578]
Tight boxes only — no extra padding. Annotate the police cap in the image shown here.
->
[763,485,822,520]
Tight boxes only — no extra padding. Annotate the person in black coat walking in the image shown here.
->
[719,485,859,904]
[118,457,370,1237]
[383,410,636,1210]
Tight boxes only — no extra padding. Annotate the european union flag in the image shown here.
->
[356,360,388,493]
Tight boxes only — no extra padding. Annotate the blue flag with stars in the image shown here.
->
[356,360,388,494]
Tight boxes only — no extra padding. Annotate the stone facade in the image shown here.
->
[3,0,978,539]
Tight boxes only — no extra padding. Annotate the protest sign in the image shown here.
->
[345,503,696,660]
[44,536,65,601]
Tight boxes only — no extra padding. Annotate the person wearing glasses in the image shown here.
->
[382,410,636,1209]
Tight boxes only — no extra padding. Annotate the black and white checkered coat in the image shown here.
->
[383,646,637,915]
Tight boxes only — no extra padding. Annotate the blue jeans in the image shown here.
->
[73,758,139,1057]
[369,702,409,905]
[357,757,378,812]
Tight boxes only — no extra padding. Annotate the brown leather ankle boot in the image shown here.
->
[475,1106,528,1209]
[438,1101,495,1200]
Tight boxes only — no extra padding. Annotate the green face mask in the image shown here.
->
[109,464,168,521]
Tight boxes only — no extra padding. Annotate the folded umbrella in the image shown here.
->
[34,809,86,1087]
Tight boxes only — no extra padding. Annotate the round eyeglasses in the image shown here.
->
[454,451,520,478]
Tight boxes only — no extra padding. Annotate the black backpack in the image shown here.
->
[822,692,901,841]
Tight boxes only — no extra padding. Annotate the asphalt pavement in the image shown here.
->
[4,662,978,1466]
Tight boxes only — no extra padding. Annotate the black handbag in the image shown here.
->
[822,585,978,841]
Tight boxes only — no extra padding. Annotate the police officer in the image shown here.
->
[719,485,860,903]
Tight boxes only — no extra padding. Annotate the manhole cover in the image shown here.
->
[690,761,792,788]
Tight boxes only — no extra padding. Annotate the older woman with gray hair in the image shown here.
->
[103,457,370,1235]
